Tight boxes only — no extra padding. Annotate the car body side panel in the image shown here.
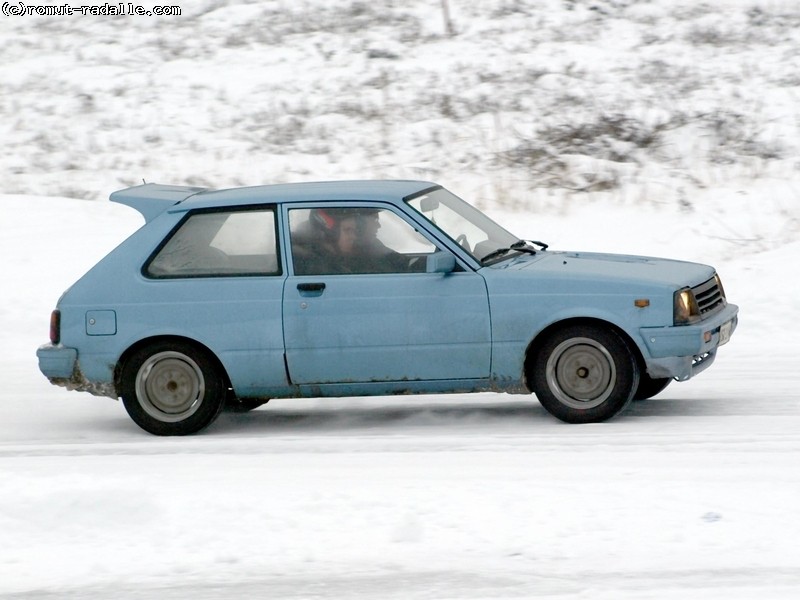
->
[51,205,290,397]
[56,277,289,395]
[486,292,654,383]
[282,271,492,384]
[479,255,732,384]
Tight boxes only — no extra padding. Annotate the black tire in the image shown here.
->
[530,324,640,423]
[633,373,671,401]
[119,341,225,436]
[225,398,270,413]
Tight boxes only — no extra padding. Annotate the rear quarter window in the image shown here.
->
[146,208,280,278]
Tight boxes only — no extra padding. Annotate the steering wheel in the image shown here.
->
[455,233,471,252]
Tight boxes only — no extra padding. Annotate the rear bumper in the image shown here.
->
[639,303,739,381]
[37,344,78,379]
[36,344,117,398]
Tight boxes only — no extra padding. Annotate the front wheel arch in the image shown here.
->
[524,318,644,389]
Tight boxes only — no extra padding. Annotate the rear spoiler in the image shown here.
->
[109,183,208,222]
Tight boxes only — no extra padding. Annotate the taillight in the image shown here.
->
[49,310,61,344]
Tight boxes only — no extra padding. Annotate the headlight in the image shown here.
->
[674,288,700,325]
[714,273,727,301]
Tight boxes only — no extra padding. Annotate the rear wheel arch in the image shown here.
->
[115,335,231,396]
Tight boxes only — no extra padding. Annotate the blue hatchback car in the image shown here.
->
[37,181,738,435]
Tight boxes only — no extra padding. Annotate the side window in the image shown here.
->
[146,209,280,278]
[289,207,438,276]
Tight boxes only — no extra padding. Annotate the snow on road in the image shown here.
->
[1,195,798,598]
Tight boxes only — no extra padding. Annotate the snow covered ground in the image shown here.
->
[1,193,798,599]
[2,0,800,597]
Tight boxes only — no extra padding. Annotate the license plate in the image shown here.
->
[719,320,733,346]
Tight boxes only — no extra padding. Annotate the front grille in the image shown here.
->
[693,276,726,316]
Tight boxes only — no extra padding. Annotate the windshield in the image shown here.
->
[406,188,521,262]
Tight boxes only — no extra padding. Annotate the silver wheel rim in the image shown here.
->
[546,337,616,410]
[135,351,205,423]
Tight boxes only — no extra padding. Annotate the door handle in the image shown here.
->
[297,282,326,295]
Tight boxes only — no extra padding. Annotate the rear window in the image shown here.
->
[145,208,280,278]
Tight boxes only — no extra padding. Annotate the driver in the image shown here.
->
[293,208,409,275]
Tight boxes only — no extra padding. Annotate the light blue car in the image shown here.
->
[37,181,738,435]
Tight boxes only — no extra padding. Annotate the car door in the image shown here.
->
[281,204,491,385]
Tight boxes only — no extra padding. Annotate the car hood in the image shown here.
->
[497,250,715,289]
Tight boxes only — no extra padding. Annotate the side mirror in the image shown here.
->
[426,251,456,273]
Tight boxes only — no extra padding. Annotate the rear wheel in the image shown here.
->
[530,324,639,423]
[119,341,225,436]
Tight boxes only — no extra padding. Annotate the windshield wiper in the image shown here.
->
[480,239,548,265]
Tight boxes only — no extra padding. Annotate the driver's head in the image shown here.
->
[357,208,381,241]
[311,208,358,255]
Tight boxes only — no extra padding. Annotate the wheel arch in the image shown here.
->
[114,335,232,396]
[523,317,645,393]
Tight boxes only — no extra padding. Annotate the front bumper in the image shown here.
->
[639,303,739,381]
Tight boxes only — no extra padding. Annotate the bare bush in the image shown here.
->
[498,114,675,190]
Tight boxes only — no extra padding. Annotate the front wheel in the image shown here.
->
[225,398,270,413]
[119,341,225,435]
[530,325,639,423]
[633,373,671,401]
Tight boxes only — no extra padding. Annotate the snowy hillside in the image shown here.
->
[1,1,799,229]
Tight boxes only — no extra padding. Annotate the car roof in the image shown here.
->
[191,180,439,206]
[111,180,441,222]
